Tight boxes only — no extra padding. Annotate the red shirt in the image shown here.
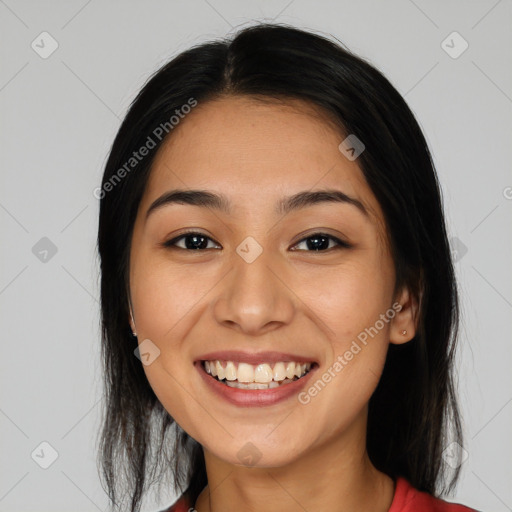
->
[161,477,479,511]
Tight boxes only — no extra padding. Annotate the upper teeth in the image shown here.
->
[204,360,312,383]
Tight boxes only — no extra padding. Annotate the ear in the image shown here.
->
[126,287,137,335]
[389,285,420,345]
[128,306,137,335]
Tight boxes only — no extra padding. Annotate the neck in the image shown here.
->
[194,414,395,512]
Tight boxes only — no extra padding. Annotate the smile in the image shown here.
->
[203,360,314,389]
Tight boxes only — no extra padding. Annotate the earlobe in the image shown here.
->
[389,286,420,345]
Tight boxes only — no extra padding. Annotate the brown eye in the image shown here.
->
[163,232,221,250]
[291,233,351,252]
[162,231,351,252]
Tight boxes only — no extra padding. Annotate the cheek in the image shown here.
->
[131,261,201,428]
[298,256,393,341]
[131,252,216,340]
[130,254,220,421]
[297,257,393,404]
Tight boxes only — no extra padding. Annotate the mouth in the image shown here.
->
[201,359,317,390]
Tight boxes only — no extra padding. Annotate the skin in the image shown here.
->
[128,96,419,512]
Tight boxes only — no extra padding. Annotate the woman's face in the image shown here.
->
[129,95,415,468]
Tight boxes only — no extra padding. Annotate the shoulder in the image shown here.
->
[389,477,481,512]
[159,492,193,512]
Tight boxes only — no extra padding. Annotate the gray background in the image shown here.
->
[1,1,511,511]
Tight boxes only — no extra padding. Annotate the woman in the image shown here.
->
[97,23,479,512]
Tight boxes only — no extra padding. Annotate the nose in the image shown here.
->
[212,250,295,336]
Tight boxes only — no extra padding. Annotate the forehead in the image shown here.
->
[143,95,382,223]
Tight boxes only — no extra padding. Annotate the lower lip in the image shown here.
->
[195,361,317,407]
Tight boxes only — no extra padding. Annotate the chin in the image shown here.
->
[204,433,306,468]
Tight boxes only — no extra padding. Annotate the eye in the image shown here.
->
[162,231,221,250]
[162,231,351,252]
[291,233,351,252]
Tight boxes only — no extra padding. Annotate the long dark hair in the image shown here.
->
[97,22,463,512]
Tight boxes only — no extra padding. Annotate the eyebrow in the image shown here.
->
[145,188,369,219]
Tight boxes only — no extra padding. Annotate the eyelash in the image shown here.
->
[162,230,351,252]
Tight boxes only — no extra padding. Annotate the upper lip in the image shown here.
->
[195,350,318,365]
